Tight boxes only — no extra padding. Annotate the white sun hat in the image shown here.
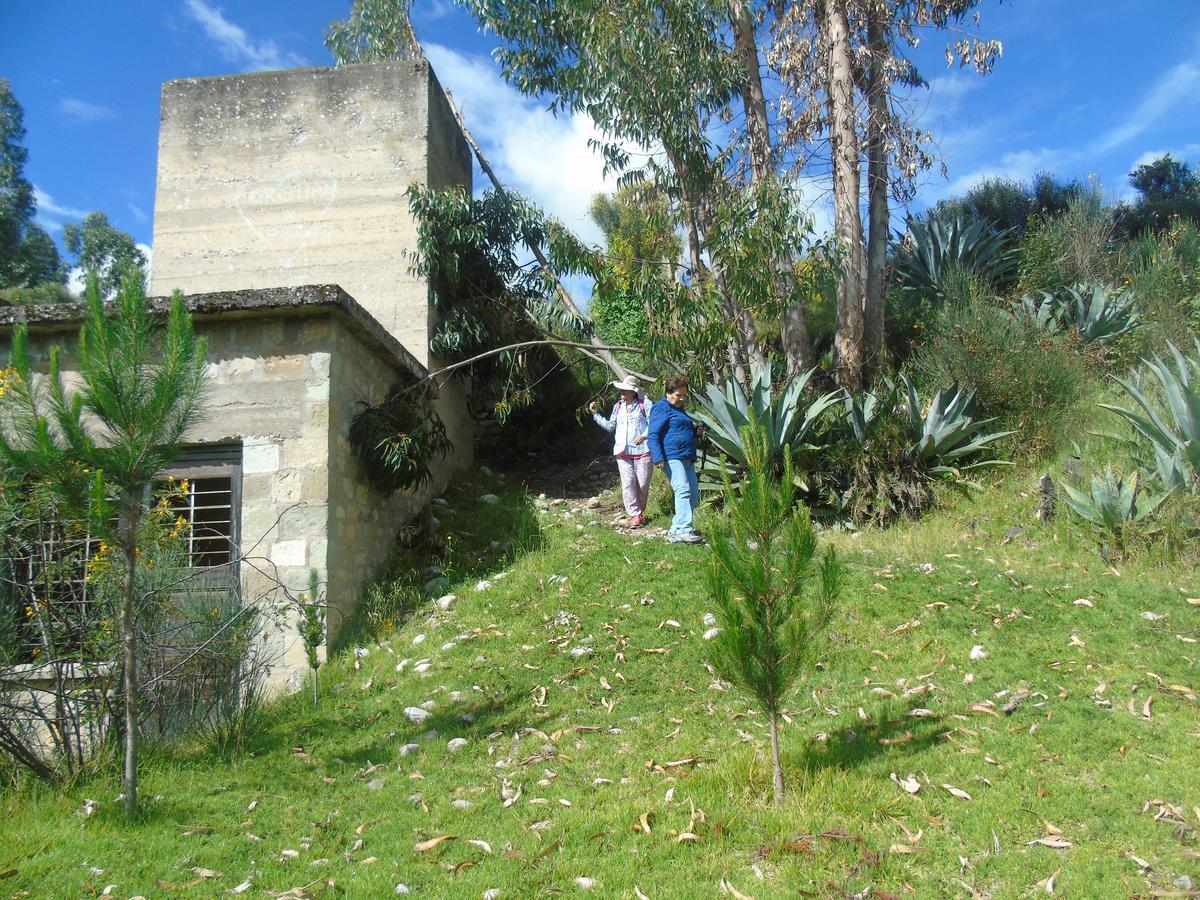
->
[611,377,641,392]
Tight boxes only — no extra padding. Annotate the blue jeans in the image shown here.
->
[665,458,699,534]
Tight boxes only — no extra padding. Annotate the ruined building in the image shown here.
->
[0,61,474,692]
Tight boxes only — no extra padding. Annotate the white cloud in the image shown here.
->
[182,0,308,72]
[33,186,88,233]
[57,98,117,124]
[1090,61,1200,157]
[425,43,621,247]
[414,0,453,21]
[66,243,153,298]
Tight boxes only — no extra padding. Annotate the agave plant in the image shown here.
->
[692,363,841,485]
[1100,339,1200,493]
[1018,282,1139,344]
[899,375,1014,474]
[892,210,1019,301]
[1061,468,1166,529]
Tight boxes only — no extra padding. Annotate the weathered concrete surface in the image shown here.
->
[0,286,436,694]
[148,61,474,479]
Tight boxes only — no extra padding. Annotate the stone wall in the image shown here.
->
[149,60,474,480]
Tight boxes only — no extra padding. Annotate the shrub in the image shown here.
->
[1016,189,1113,296]
[911,294,1092,459]
[1017,282,1140,346]
[1116,219,1200,351]
[892,209,1018,303]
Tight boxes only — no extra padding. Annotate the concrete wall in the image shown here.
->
[149,60,474,477]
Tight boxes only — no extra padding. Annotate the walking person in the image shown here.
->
[590,377,653,528]
[647,375,704,544]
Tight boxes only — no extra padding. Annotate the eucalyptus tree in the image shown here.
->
[770,0,1003,388]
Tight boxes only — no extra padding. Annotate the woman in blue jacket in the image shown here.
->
[647,375,704,543]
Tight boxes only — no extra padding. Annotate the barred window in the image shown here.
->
[160,445,242,571]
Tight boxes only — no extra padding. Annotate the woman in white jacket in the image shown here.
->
[589,377,653,528]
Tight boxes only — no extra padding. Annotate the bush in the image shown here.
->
[911,294,1093,459]
[1016,190,1113,296]
[0,283,74,306]
[1116,219,1200,351]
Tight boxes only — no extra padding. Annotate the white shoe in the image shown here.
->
[667,531,704,544]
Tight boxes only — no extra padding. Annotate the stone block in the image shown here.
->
[243,441,280,474]
[270,539,307,568]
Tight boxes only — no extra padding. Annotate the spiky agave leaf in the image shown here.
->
[892,209,1018,300]
[1061,468,1166,528]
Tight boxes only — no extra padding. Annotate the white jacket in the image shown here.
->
[593,398,651,457]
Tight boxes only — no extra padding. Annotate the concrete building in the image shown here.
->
[0,61,475,693]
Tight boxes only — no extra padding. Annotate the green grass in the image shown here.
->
[2,467,1198,898]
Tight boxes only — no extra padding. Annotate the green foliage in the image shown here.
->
[1016,189,1113,295]
[0,80,66,290]
[691,363,839,485]
[1062,468,1165,529]
[348,387,452,496]
[932,172,1082,238]
[0,270,206,812]
[1116,219,1200,350]
[63,213,146,299]
[297,569,325,707]
[705,416,840,803]
[1112,154,1200,240]
[0,282,73,306]
[892,208,1018,302]
[899,374,1013,474]
[911,292,1091,459]
[1101,339,1200,493]
[1017,282,1140,345]
[325,0,419,63]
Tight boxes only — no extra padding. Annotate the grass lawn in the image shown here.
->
[2,466,1198,898]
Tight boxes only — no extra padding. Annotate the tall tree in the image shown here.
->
[772,0,1001,387]
[64,212,147,298]
[0,80,66,290]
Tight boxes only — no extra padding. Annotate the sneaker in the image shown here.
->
[667,531,705,544]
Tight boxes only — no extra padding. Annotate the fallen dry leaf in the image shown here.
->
[719,875,754,899]
[192,867,221,878]
[414,835,456,852]
[941,784,972,801]
[468,839,493,854]
[1038,868,1061,894]
[891,772,921,795]
[1027,837,1072,849]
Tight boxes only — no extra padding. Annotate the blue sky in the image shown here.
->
[2,0,1199,280]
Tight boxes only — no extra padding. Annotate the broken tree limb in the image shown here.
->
[408,339,644,391]
[442,91,634,381]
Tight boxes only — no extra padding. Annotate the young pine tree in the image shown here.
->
[706,415,840,805]
[0,269,206,816]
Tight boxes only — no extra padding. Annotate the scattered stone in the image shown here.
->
[436,594,457,610]
[479,493,500,505]
[1175,876,1194,891]
[569,646,594,659]
[702,628,721,641]
[355,647,370,659]
[575,877,597,890]
[442,642,456,651]
[475,580,493,592]
[399,744,420,757]
[483,890,501,900]
[395,884,411,895]
[420,699,436,710]
[586,497,601,509]
[396,659,411,672]
[451,799,473,810]
[423,577,450,595]
[969,645,988,661]
[366,779,385,791]
[1142,611,1165,621]
[404,707,431,724]
[1001,525,1025,545]
[414,661,432,674]
[447,738,469,753]
[702,613,717,627]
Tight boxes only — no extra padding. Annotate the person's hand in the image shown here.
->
[656,461,665,471]
[634,434,646,445]
[588,400,599,414]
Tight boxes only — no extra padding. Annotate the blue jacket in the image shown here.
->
[647,397,697,464]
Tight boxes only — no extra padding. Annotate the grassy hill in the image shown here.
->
[2,467,1197,898]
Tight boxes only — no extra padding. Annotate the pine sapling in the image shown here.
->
[706,414,840,804]
[298,568,326,707]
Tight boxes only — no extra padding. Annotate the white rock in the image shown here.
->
[420,699,436,710]
[575,877,597,890]
[399,743,420,757]
[483,890,501,900]
[404,707,431,724]
[442,642,456,651]
[395,884,411,895]
[412,634,426,645]
[449,691,465,702]
[1074,598,1094,607]
[355,647,370,658]
[447,738,469,753]
[475,580,493,592]
[479,493,500,505]
[395,659,410,673]
[969,644,988,660]
[703,628,722,641]
[451,798,473,810]
[569,646,594,659]
[436,594,457,610]
[414,661,432,674]
[702,613,717,627]
[1142,611,1165,621]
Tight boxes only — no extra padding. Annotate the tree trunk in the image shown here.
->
[731,0,815,376]
[863,13,889,376]
[768,709,784,805]
[119,501,140,818]
[821,0,866,392]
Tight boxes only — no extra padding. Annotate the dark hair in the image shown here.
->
[665,375,690,395]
